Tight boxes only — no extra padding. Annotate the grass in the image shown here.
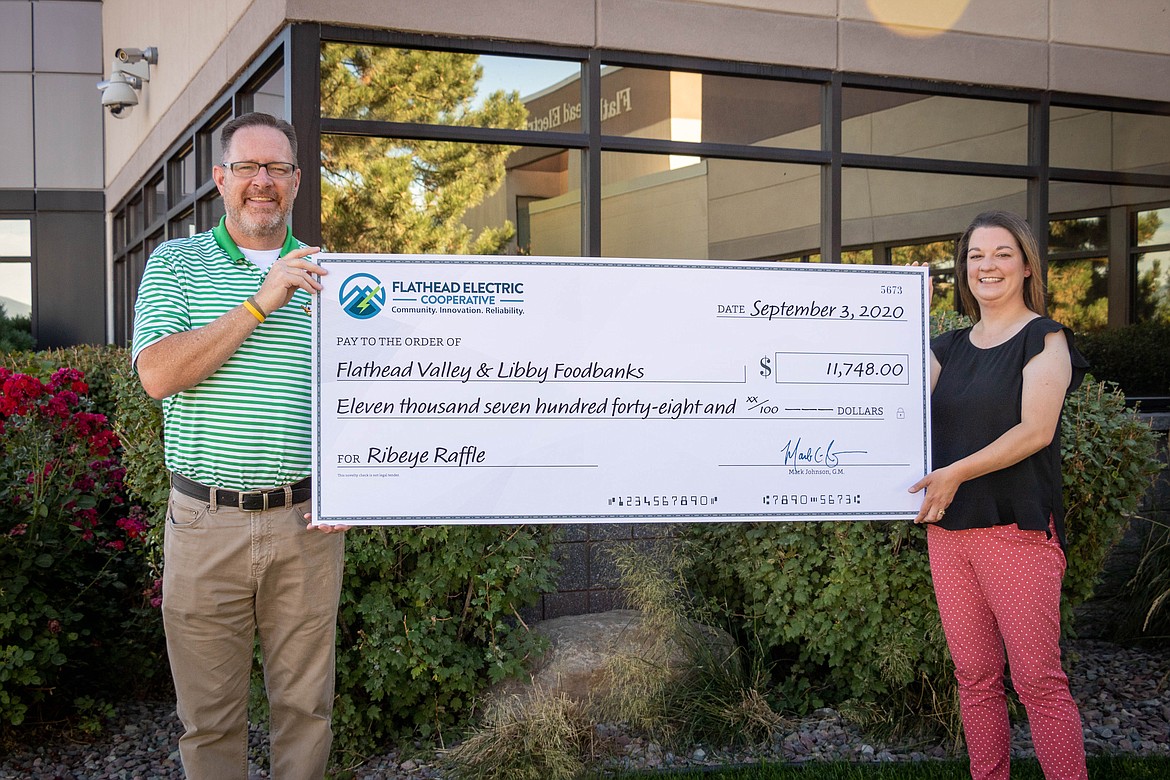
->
[600,756,1170,779]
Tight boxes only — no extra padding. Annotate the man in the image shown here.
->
[133,112,346,779]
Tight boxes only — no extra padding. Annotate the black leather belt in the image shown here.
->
[171,472,312,511]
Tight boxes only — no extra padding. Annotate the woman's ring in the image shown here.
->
[937,509,946,519]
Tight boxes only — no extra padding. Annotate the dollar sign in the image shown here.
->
[759,356,772,377]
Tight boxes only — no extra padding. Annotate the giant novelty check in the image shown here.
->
[311,256,932,525]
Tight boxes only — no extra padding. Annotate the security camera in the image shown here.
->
[98,73,139,117]
[115,47,158,65]
[97,53,154,118]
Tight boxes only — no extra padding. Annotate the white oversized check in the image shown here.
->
[311,256,931,525]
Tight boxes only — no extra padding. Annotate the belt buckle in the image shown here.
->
[238,489,269,511]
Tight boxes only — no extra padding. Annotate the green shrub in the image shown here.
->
[684,327,1163,739]
[0,362,162,728]
[332,525,558,760]
[1076,322,1170,399]
[0,304,34,353]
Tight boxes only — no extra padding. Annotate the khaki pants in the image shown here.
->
[162,488,345,780]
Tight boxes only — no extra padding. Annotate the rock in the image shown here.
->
[487,609,734,704]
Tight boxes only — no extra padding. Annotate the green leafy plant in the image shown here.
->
[0,364,161,728]
[1076,322,1170,399]
[0,304,34,354]
[684,316,1163,744]
[330,525,558,763]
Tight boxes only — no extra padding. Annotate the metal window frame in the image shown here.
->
[110,22,1170,345]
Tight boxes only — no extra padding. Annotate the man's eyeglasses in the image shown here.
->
[222,161,298,179]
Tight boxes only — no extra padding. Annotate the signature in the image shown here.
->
[781,437,867,468]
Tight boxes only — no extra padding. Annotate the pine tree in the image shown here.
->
[320,45,527,254]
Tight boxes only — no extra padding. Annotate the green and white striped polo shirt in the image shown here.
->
[131,223,314,490]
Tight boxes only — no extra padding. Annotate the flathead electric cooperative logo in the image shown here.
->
[339,273,386,319]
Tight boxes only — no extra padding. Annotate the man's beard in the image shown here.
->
[226,197,291,242]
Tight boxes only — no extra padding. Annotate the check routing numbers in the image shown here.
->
[313,257,930,523]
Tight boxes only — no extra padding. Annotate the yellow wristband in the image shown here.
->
[243,296,266,323]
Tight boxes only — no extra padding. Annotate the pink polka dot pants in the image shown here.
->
[927,523,1087,780]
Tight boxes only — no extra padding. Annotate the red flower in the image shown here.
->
[47,619,62,635]
[8,523,28,537]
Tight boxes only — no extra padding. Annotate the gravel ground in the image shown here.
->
[2,639,1167,779]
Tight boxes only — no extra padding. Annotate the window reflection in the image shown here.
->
[891,240,956,316]
[843,89,1027,165]
[842,168,1026,252]
[1137,207,1170,247]
[1136,251,1170,323]
[1048,258,1108,331]
[320,135,575,256]
[1049,216,1107,252]
[600,153,820,260]
[1051,107,1170,174]
[595,66,821,150]
[321,45,549,131]
[250,65,286,118]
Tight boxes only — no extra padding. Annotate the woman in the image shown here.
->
[909,210,1089,780]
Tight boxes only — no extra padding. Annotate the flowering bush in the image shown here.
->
[0,366,160,727]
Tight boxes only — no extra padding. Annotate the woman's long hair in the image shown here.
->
[954,210,1047,322]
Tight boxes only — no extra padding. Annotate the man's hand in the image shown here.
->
[304,513,349,534]
[253,246,324,316]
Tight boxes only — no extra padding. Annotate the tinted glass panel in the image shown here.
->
[843,89,1027,165]
[594,66,821,149]
[600,153,820,260]
[1137,208,1170,247]
[321,45,576,132]
[1136,250,1170,323]
[1049,216,1107,253]
[1048,257,1108,332]
[891,240,957,317]
[170,209,196,240]
[1051,107,1170,174]
[321,135,576,255]
[0,219,31,257]
[0,262,32,318]
[251,65,286,118]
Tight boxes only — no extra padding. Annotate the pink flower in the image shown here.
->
[47,619,62,635]
[8,523,28,537]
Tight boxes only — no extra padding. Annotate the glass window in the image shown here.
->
[0,219,32,320]
[843,168,1026,252]
[169,208,196,240]
[841,249,873,264]
[113,258,128,347]
[843,89,1028,165]
[891,239,957,316]
[319,135,568,255]
[144,175,166,228]
[1051,107,1170,174]
[599,153,819,260]
[198,195,225,232]
[127,195,143,239]
[170,145,197,202]
[1049,216,1107,253]
[250,65,286,118]
[1135,250,1170,323]
[0,219,32,257]
[595,66,821,150]
[321,45,574,132]
[1137,207,1170,248]
[199,115,228,186]
[0,263,32,319]
[1048,257,1109,332]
